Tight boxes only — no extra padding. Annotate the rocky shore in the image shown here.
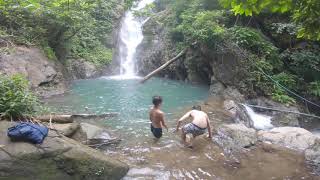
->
[0,120,129,180]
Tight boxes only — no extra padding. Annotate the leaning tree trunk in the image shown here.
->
[140,49,187,83]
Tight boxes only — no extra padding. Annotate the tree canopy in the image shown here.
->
[218,0,320,40]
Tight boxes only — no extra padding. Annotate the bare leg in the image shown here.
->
[181,131,187,145]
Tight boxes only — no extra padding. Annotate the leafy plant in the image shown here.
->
[218,0,320,40]
[176,10,226,45]
[309,81,320,97]
[271,72,297,104]
[272,88,296,105]
[281,50,320,82]
[0,74,38,119]
[0,0,120,66]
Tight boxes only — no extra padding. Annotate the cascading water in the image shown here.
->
[243,105,273,130]
[117,0,155,79]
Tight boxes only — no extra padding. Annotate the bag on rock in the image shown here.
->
[7,122,48,144]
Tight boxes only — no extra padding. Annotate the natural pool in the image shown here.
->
[45,77,209,144]
[45,77,317,180]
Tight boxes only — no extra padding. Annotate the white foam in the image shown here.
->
[101,75,142,80]
[243,105,273,130]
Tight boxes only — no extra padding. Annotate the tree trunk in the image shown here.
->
[140,49,187,83]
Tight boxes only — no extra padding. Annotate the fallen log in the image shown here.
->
[36,115,73,123]
[36,113,119,124]
[140,49,187,83]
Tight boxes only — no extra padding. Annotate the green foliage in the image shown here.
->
[271,88,296,105]
[270,72,297,104]
[0,0,121,66]
[175,10,226,45]
[248,57,274,95]
[309,81,320,97]
[293,0,320,40]
[133,3,155,18]
[272,72,297,90]
[0,74,38,119]
[281,50,320,82]
[229,27,281,67]
[219,0,292,16]
[218,0,320,40]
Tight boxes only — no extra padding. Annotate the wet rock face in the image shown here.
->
[136,10,188,81]
[66,59,100,79]
[0,46,67,97]
[0,121,129,179]
[223,100,253,127]
[214,123,257,153]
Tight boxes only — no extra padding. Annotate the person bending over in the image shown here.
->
[175,105,212,147]
[149,96,168,138]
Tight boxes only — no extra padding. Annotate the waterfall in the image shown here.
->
[243,105,273,130]
[117,0,155,79]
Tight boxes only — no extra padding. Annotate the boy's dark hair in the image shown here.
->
[152,96,162,106]
[192,105,201,111]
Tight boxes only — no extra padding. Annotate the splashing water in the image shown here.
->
[243,105,273,130]
[118,0,155,79]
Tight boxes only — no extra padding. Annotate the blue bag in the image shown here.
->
[7,122,49,144]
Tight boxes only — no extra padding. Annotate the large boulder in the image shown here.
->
[257,127,317,151]
[214,123,257,153]
[0,46,67,97]
[209,76,225,96]
[53,122,87,142]
[305,138,320,175]
[223,100,253,128]
[66,59,99,79]
[80,123,120,146]
[0,121,128,179]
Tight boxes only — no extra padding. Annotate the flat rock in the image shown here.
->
[257,127,317,151]
[0,121,128,179]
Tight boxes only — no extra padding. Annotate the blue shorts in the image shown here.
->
[151,124,162,138]
[182,123,206,137]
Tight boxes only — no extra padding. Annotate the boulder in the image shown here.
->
[66,59,99,79]
[222,87,245,103]
[257,127,317,151]
[80,123,120,146]
[0,46,67,97]
[271,113,300,127]
[0,121,129,180]
[80,123,105,139]
[214,123,257,153]
[53,122,80,137]
[305,138,320,175]
[52,122,87,142]
[223,100,253,128]
[209,76,225,96]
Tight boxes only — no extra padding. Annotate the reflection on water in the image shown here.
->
[45,78,318,179]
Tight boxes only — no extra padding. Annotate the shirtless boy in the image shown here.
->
[175,106,212,147]
[149,96,168,138]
